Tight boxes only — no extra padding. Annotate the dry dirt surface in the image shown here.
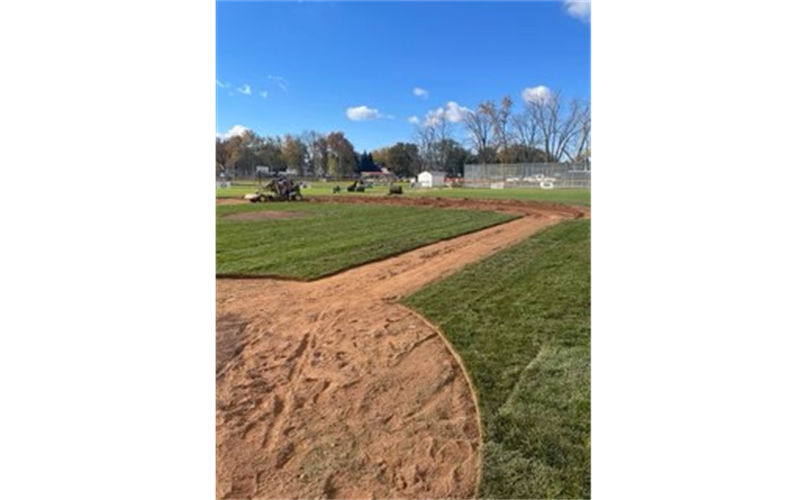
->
[308,194,589,219]
[216,198,588,499]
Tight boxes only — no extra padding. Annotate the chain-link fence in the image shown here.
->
[463,163,591,189]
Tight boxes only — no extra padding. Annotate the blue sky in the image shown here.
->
[216,1,590,152]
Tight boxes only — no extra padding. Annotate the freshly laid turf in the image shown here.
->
[216,202,515,279]
[404,220,591,499]
[409,187,591,206]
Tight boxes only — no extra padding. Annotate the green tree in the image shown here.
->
[381,142,420,178]
[325,131,357,177]
[357,150,378,172]
[437,139,470,176]
[281,134,307,174]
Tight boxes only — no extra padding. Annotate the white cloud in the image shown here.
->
[237,84,251,96]
[346,105,382,121]
[413,87,429,99]
[268,75,289,91]
[260,90,268,99]
[407,116,419,124]
[521,85,554,104]
[445,101,472,122]
[216,124,250,140]
[563,0,591,23]
[424,101,472,126]
[216,80,230,88]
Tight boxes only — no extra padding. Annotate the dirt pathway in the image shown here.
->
[216,200,587,499]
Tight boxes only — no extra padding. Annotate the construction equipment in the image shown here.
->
[346,180,366,193]
[244,175,304,203]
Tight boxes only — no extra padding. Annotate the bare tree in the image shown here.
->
[415,123,438,172]
[571,103,591,165]
[524,90,590,162]
[477,96,514,161]
[512,107,542,151]
[416,117,454,172]
[464,102,494,163]
[300,130,331,177]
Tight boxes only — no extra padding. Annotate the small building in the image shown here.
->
[417,170,447,188]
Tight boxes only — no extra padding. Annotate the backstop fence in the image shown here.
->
[463,163,591,189]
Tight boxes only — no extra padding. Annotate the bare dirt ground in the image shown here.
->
[216,198,588,499]
[308,194,589,219]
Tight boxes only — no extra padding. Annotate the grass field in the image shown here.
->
[216,182,591,206]
[215,184,260,198]
[404,220,591,499]
[408,187,591,206]
[216,202,515,279]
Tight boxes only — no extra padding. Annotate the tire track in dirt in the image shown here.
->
[216,199,586,499]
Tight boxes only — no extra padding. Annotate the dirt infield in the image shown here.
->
[309,194,590,219]
[216,198,586,499]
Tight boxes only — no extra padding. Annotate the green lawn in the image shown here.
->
[407,187,591,206]
[216,184,259,198]
[216,182,590,206]
[404,220,591,499]
[216,202,515,279]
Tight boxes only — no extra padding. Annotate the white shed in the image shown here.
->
[417,171,447,188]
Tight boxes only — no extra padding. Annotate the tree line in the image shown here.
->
[216,130,365,179]
[418,90,590,170]
[216,89,589,179]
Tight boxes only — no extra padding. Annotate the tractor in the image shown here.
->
[244,176,304,203]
